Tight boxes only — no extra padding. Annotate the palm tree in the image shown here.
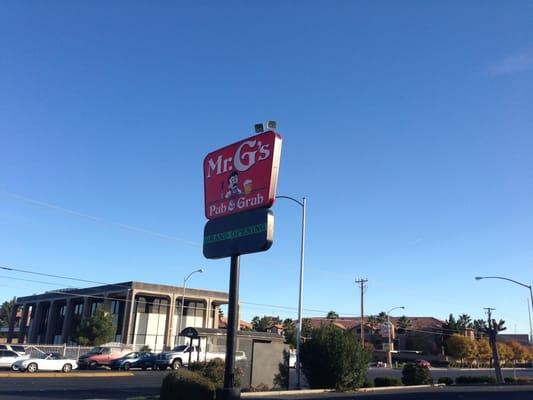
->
[366,315,379,334]
[326,311,339,319]
[376,312,388,323]
[457,314,473,335]
[484,319,506,384]
[473,319,486,339]
[396,315,412,334]
[251,316,273,332]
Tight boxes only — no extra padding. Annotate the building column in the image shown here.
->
[28,302,44,344]
[44,300,60,344]
[122,290,136,345]
[161,295,172,349]
[166,293,176,348]
[17,304,30,344]
[7,302,19,343]
[204,298,211,328]
[83,296,92,318]
[60,299,74,344]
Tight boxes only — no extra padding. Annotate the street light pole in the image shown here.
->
[179,268,203,344]
[475,276,533,344]
[276,195,306,389]
[386,306,405,368]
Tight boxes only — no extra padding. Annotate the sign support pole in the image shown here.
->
[220,254,241,400]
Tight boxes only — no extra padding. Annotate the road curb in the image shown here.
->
[242,389,335,398]
[0,371,134,378]
[241,384,445,398]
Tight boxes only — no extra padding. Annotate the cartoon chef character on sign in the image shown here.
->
[225,171,243,199]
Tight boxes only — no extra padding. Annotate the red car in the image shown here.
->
[416,359,431,368]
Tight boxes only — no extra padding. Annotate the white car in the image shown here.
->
[0,350,29,369]
[12,353,78,373]
[0,344,27,357]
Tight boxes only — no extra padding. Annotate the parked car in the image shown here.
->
[11,353,78,373]
[155,344,246,370]
[109,352,157,371]
[0,350,29,369]
[0,344,27,357]
[78,345,131,369]
[416,359,431,368]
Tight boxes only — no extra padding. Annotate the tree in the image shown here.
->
[251,316,273,332]
[457,314,473,335]
[473,319,487,339]
[326,311,339,319]
[365,315,380,334]
[0,299,15,329]
[300,324,370,390]
[497,342,513,367]
[282,318,296,348]
[396,315,412,334]
[476,338,492,366]
[446,334,476,367]
[376,312,388,323]
[507,341,527,365]
[77,309,115,346]
[484,318,506,384]
[301,318,314,339]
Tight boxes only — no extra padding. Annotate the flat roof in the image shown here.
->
[16,281,228,303]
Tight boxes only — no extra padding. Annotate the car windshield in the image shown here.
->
[124,352,138,359]
[87,347,104,354]
[172,345,187,352]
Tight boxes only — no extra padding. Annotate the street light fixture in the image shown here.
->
[276,195,306,389]
[386,306,405,368]
[178,268,204,344]
[475,276,533,344]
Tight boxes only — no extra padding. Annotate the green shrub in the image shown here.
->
[273,349,289,389]
[188,358,242,389]
[374,377,402,387]
[363,379,374,388]
[438,377,453,386]
[504,377,515,383]
[455,375,496,384]
[300,324,370,391]
[160,369,215,400]
[401,363,432,386]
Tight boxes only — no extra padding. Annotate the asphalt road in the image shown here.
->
[366,367,533,381]
[261,386,533,400]
[0,371,162,400]
[0,369,532,400]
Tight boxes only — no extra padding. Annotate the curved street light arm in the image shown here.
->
[275,195,304,208]
[386,306,405,315]
[476,276,531,290]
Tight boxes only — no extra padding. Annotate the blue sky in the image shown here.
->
[1,1,532,334]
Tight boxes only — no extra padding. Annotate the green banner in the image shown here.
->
[204,223,267,244]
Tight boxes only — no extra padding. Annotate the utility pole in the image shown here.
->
[355,279,368,345]
[484,307,495,323]
[484,307,504,384]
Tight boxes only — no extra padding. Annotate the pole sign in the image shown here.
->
[203,208,274,259]
[203,131,282,220]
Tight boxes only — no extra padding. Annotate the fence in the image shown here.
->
[24,343,144,359]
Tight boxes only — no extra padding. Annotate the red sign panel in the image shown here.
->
[203,131,282,219]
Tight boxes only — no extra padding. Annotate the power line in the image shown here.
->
[0,190,199,247]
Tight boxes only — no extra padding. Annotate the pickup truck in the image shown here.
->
[155,344,246,370]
